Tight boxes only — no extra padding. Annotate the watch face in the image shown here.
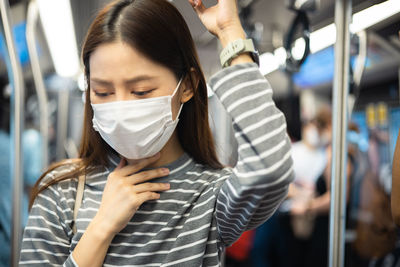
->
[251,51,260,67]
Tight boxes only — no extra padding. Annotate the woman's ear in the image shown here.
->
[180,67,199,103]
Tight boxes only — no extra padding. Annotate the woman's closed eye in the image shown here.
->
[132,89,155,96]
[93,89,155,98]
[94,91,113,97]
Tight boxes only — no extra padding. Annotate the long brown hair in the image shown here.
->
[30,0,222,207]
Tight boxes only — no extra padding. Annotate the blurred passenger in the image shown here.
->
[351,124,397,267]
[19,0,294,266]
[250,212,288,267]
[289,109,331,222]
[286,107,334,267]
[251,107,331,267]
[392,129,400,226]
[290,122,370,267]
[0,86,42,267]
[225,230,255,267]
[294,122,356,267]
[252,109,356,267]
[0,87,10,267]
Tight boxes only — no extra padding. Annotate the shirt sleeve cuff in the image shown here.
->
[63,253,79,267]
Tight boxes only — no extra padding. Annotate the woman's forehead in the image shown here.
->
[90,42,148,71]
[89,41,174,81]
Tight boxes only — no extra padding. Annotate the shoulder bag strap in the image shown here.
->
[73,174,85,234]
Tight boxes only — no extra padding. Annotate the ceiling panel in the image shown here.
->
[68,0,395,78]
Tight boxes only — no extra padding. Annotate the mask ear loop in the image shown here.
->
[171,77,184,122]
[171,77,184,97]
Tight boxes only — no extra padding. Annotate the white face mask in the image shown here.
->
[319,131,330,147]
[304,125,320,148]
[91,78,183,160]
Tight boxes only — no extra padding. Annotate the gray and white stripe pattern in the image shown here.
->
[19,63,294,266]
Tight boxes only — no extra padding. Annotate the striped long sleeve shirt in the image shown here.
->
[19,63,294,266]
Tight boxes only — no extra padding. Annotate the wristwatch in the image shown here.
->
[220,39,260,68]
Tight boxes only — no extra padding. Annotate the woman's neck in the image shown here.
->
[126,131,184,168]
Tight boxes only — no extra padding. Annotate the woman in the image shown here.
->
[19,0,294,266]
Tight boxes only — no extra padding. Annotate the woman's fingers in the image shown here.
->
[127,168,170,185]
[132,182,170,193]
[136,191,161,204]
[188,0,206,14]
[116,157,126,170]
[187,0,242,38]
[114,153,161,176]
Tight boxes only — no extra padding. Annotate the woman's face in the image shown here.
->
[89,41,191,119]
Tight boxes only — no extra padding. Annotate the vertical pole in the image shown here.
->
[56,89,69,160]
[0,0,25,266]
[329,0,351,267]
[26,0,49,168]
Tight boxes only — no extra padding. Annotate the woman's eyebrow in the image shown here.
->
[90,78,113,87]
[124,75,157,85]
[90,75,156,87]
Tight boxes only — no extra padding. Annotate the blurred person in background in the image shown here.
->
[351,101,397,266]
[286,107,334,267]
[251,107,331,267]
[288,121,366,267]
[292,122,357,267]
[393,34,400,227]
[0,79,11,267]
[0,81,42,266]
[392,129,400,226]
[225,230,255,267]
[289,107,332,216]
[351,123,397,267]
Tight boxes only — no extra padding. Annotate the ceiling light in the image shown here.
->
[259,53,279,75]
[260,0,400,75]
[37,0,79,78]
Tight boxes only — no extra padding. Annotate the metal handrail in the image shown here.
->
[26,0,49,169]
[329,0,351,266]
[0,0,25,266]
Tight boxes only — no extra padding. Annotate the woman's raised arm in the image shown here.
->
[189,0,294,246]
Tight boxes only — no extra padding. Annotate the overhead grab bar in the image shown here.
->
[26,0,49,169]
